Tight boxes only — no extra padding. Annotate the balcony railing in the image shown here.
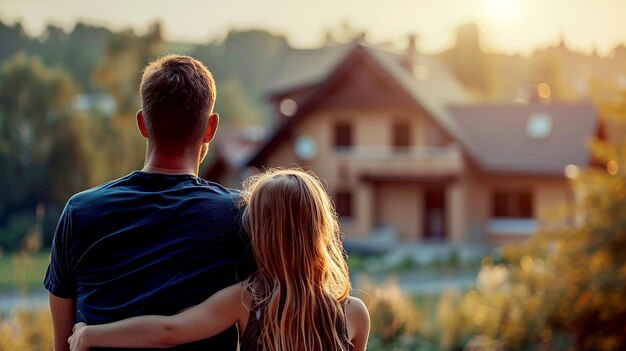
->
[335,144,463,177]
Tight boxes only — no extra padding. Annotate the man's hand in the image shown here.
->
[68,323,88,351]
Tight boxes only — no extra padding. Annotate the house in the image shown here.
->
[204,39,597,246]
[202,126,265,188]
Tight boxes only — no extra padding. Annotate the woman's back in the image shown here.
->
[240,298,353,351]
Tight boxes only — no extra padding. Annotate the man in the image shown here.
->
[44,55,254,351]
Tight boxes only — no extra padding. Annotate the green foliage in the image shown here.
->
[0,213,34,252]
[0,252,50,292]
[0,53,91,252]
[0,21,111,91]
[190,29,288,126]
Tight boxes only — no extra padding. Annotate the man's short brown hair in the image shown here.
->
[139,55,216,148]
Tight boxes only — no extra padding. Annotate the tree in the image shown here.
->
[440,23,492,98]
[90,22,165,181]
[191,29,288,126]
[544,85,626,349]
[0,53,91,251]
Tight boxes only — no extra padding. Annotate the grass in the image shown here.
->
[0,251,50,292]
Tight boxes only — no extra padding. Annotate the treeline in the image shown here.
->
[0,20,287,252]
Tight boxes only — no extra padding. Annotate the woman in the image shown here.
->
[69,169,370,351]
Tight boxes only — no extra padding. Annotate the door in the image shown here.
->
[423,187,446,240]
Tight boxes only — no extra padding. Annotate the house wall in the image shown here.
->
[378,183,423,241]
[463,167,491,243]
[447,178,467,244]
[462,171,574,245]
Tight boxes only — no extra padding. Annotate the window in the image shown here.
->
[491,190,533,218]
[334,122,352,149]
[392,121,411,150]
[335,191,353,218]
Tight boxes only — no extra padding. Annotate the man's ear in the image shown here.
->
[203,113,219,143]
[136,109,149,139]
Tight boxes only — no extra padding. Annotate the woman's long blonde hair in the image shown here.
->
[240,168,351,351]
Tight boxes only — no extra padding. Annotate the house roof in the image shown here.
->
[214,127,265,168]
[249,42,596,176]
[448,103,596,175]
[265,44,353,95]
[265,42,471,105]
[250,42,477,166]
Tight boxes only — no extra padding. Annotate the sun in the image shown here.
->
[479,0,529,26]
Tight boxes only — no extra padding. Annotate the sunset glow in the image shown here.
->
[1,0,625,55]
[479,0,529,26]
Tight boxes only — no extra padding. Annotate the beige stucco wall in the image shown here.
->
[462,173,574,244]
[462,169,491,243]
[446,179,466,244]
[378,183,423,241]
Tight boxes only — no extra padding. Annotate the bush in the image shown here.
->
[0,309,53,351]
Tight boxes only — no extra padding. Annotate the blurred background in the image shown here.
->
[1,0,625,350]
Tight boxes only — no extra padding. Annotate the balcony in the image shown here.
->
[335,144,464,179]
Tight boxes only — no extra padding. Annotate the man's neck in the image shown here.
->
[142,149,200,176]
[141,164,198,176]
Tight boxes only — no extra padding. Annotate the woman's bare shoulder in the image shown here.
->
[346,296,370,351]
[346,296,369,323]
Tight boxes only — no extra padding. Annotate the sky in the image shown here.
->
[1,0,626,56]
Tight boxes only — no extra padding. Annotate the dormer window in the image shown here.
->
[527,112,552,139]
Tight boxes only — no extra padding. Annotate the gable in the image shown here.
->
[249,45,468,167]
[310,53,417,112]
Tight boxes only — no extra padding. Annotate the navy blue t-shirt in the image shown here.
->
[44,171,255,350]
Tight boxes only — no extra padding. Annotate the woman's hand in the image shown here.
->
[68,322,89,351]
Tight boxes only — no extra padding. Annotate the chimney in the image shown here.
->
[404,34,418,70]
[355,31,367,44]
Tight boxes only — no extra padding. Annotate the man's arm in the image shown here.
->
[49,294,75,351]
[68,284,246,351]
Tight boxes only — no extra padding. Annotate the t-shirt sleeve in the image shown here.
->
[43,202,76,298]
